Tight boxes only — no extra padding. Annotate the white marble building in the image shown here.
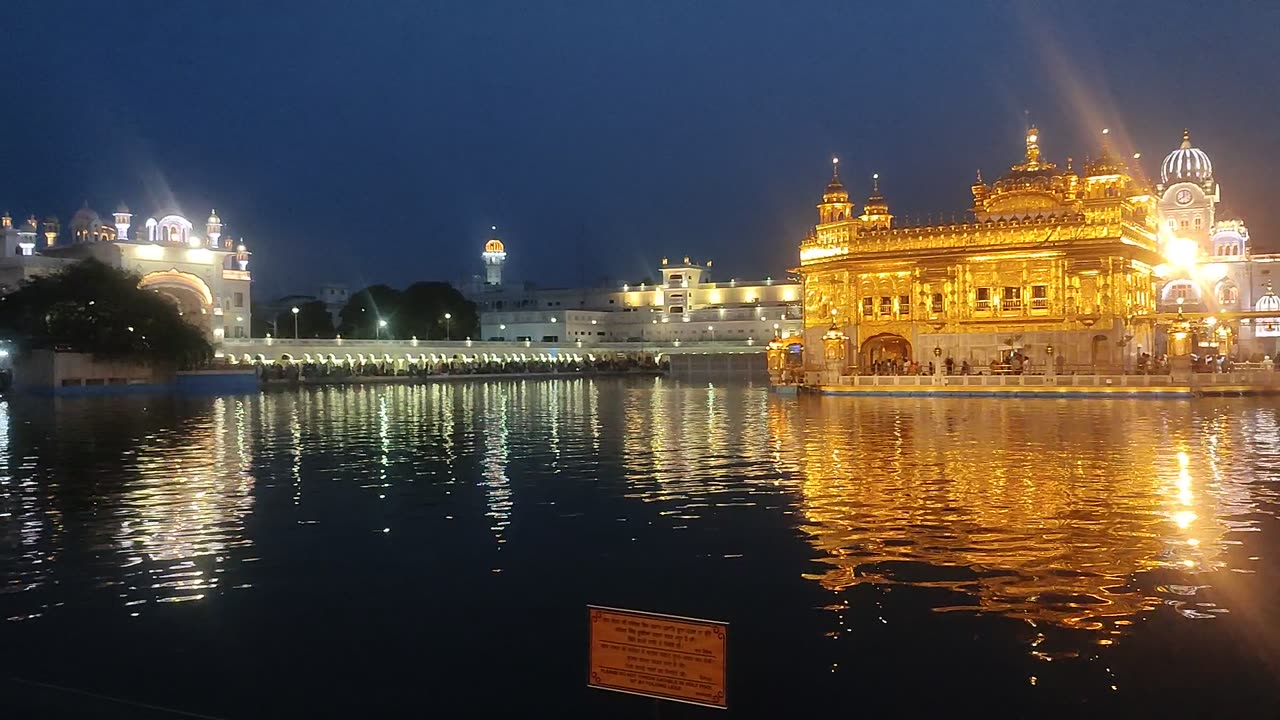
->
[468,232,800,345]
[0,204,253,344]
[1151,130,1280,357]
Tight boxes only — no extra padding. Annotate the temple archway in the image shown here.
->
[139,269,214,335]
[861,333,912,366]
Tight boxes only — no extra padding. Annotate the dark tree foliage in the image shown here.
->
[0,259,212,368]
[337,284,402,339]
[401,281,478,340]
[274,300,334,339]
[337,282,477,340]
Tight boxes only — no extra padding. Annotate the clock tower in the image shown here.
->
[1156,128,1218,250]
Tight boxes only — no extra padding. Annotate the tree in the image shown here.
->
[274,300,334,339]
[0,259,212,368]
[400,281,478,340]
[336,282,478,340]
[337,284,402,338]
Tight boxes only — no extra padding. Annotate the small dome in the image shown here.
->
[71,204,100,229]
[1256,290,1280,313]
[208,209,221,224]
[1160,129,1213,185]
[863,174,888,214]
[822,158,848,201]
[484,238,505,254]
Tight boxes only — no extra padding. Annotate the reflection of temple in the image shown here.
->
[779,398,1241,637]
[0,204,253,344]
[798,128,1160,374]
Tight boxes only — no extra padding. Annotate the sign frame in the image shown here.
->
[587,604,728,710]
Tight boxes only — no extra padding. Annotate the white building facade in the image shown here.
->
[1151,130,1280,357]
[468,235,800,345]
[0,204,253,345]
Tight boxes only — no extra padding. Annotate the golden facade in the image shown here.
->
[798,128,1162,375]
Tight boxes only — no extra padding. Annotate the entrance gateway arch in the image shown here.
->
[138,269,215,336]
[860,333,912,367]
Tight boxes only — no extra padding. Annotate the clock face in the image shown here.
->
[1176,188,1193,205]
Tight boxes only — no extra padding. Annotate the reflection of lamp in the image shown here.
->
[933,346,942,357]
[1046,344,1055,356]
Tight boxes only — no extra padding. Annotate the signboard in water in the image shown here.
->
[587,605,727,709]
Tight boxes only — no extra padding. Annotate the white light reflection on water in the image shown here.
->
[0,382,1276,677]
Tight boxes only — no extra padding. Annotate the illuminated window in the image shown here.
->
[1172,284,1190,300]
[862,297,874,317]
[1181,220,1189,229]
[1219,285,1238,305]
[1194,216,1202,229]
[879,296,892,316]
[898,295,910,318]
[1002,286,1022,310]
[976,287,992,311]
[1031,285,1048,310]
[930,293,943,313]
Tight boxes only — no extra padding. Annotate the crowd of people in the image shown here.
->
[254,355,668,382]
[863,350,1275,377]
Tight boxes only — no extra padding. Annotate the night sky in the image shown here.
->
[4,1,1278,298]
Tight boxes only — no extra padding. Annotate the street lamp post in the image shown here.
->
[499,323,506,341]
[708,324,714,342]
[377,318,388,340]
[291,306,300,339]
[444,312,452,341]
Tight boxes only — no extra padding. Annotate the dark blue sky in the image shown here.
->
[4,1,1278,297]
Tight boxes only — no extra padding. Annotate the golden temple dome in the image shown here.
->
[1083,128,1130,177]
[974,126,1084,221]
[822,157,849,200]
[863,173,888,214]
[484,238,505,254]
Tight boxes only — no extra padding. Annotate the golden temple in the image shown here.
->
[797,127,1161,376]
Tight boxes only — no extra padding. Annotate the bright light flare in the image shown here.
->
[1163,237,1199,270]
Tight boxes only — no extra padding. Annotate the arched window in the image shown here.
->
[1194,216,1202,229]
[1218,284,1238,305]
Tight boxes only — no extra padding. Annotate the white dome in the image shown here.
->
[1161,129,1213,185]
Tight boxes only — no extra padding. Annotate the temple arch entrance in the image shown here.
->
[138,269,215,336]
[860,333,912,369]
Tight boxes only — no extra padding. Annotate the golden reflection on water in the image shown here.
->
[777,397,1275,639]
[2,380,1277,657]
